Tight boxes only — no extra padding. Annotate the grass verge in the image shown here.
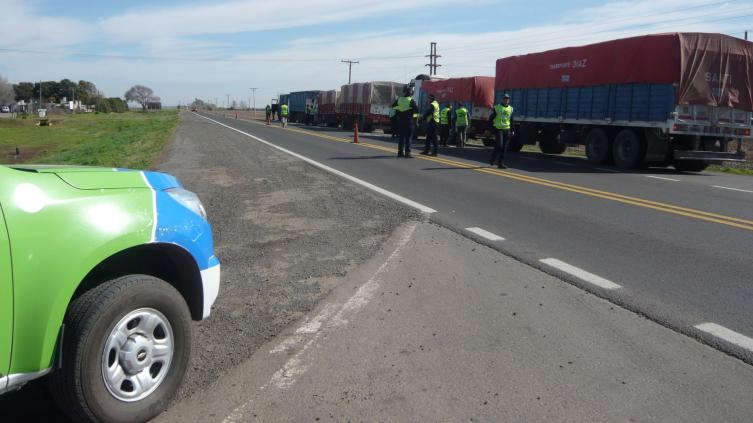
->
[0,110,180,169]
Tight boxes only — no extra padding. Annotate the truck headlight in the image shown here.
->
[166,188,207,219]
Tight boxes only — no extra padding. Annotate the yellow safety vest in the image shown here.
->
[455,107,469,127]
[430,100,440,124]
[395,96,412,112]
[493,104,513,130]
[281,104,289,116]
[440,107,450,125]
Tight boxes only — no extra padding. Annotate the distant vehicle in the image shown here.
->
[418,77,495,143]
[1,106,9,113]
[288,90,321,124]
[0,165,220,422]
[191,106,197,112]
[496,32,753,171]
[338,81,403,132]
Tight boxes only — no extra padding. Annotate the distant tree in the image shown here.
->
[191,98,205,107]
[77,80,98,104]
[0,75,14,105]
[124,85,157,110]
[13,82,34,101]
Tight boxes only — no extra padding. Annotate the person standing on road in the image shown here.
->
[439,103,451,147]
[392,86,419,158]
[455,103,470,148]
[265,105,272,123]
[281,103,289,128]
[421,94,440,156]
[489,94,514,169]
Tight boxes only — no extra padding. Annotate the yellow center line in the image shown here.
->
[232,115,753,231]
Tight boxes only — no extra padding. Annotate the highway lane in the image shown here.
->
[198,112,753,363]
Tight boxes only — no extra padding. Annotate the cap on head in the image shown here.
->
[502,93,510,99]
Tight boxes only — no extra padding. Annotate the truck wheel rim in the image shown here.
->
[101,308,174,402]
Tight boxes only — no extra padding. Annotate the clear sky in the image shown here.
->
[1,0,752,106]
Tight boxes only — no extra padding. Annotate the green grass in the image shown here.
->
[707,164,753,176]
[0,111,180,169]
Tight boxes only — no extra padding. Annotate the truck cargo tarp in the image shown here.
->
[495,33,753,111]
[339,81,403,114]
[421,77,495,107]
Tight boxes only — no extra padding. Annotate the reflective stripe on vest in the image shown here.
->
[281,104,289,116]
[430,101,440,123]
[493,104,513,130]
[395,96,412,112]
[440,107,450,125]
[455,108,469,127]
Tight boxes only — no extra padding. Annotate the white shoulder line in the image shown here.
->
[466,227,505,241]
[540,258,622,290]
[196,114,436,214]
[695,323,753,352]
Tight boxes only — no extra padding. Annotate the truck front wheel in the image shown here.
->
[539,131,567,155]
[585,128,612,164]
[50,275,192,423]
[612,129,646,169]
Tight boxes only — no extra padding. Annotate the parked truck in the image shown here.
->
[288,90,321,124]
[338,81,404,132]
[496,32,753,171]
[419,76,495,143]
[316,90,341,127]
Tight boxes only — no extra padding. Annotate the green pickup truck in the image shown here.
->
[0,164,220,422]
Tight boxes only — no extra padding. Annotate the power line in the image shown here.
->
[341,59,359,84]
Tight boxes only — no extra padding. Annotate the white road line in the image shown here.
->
[695,323,753,352]
[539,258,622,290]
[466,227,506,241]
[197,114,436,214]
[645,175,680,182]
[713,185,753,194]
[552,160,577,167]
[594,167,622,173]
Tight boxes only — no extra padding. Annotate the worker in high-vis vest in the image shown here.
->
[391,85,419,158]
[265,105,272,122]
[454,103,470,148]
[421,94,441,156]
[489,93,514,169]
[439,103,452,147]
[280,103,289,128]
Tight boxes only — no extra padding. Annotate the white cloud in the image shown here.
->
[0,0,90,49]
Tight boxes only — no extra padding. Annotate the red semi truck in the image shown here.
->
[316,90,340,127]
[496,32,753,171]
[419,76,495,143]
[338,81,404,132]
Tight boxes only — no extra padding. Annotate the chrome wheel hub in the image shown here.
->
[101,308,174,402]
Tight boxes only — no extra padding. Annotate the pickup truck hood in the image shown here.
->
[7,165,180,190]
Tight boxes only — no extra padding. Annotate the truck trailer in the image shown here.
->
[288,90,321,124]
[495,32,753,171]
[419,76,495,143]
[339,81,404,132]
[316,90,341,127]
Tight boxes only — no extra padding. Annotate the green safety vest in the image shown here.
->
[430,100,440,124]
[395,96,412,112]
[281,104,289,116]
[455,107,469,127]
[265,106,271,113]
[493,104,513,130]
[440,107,450,125]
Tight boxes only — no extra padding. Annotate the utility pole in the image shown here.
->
[39,80,43,111]
[226,94,230,110]
[425,42,442,76]
[341,59,359,84]
[249,87,258,119]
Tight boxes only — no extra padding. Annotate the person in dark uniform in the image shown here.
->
[421,94,440,156]
[392,85,419,158]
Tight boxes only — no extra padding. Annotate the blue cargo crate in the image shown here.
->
[289,91,320,113]
[498,83,675,123]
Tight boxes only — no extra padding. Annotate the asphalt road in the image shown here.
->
[197,112,753,364]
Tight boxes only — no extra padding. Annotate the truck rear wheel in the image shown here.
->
[612,129,646,169]
[539,130,567,155]
[50,275,192,423]
[585,128,612,164]
[673,160,709,172]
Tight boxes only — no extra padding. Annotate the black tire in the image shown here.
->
[539,130,567,155]
[507,134,525,152]
[50,275,192,423]
[482,138,495,147]
[673,160,709,172]
[585,128,612,164]
[612,129,646,169]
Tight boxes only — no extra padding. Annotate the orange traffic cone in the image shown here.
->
[353,123,360,143]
